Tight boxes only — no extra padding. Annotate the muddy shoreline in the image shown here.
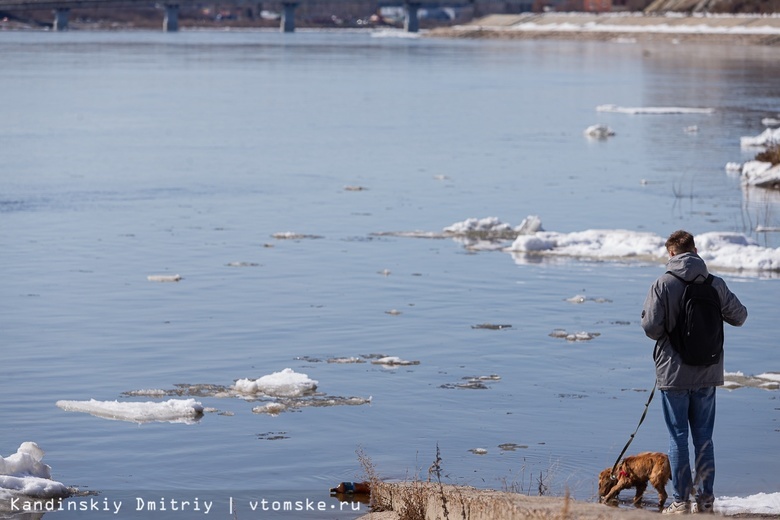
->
[357,482,780,520]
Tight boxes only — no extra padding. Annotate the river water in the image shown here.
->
[1,29,779,519]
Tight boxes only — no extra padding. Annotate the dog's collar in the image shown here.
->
[618,470,628,478]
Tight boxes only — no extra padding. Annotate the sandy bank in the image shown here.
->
[356,482,780,520]
[428,13,780,45]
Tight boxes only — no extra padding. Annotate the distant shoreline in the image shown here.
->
[428,13,780,46]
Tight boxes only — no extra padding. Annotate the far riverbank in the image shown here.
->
[428,12,780,45]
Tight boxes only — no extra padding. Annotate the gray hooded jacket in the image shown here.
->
[641,252,747,390]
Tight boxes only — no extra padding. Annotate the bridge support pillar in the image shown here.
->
[52,7,69,31]
[280,2,297,32]
[404,1,421,33]
[163,4,179,32]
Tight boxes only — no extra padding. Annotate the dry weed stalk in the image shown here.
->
[357,446,390,512]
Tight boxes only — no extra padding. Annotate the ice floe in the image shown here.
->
[252,396,372,415]
[695,232,780,271]
[382,216,780,275]
[584,124,615,139]
[146,274,182,282]
[441,374,501,390]
[233,368,318,397]
[443,216,518,239]
[271,232,323,240]
[327,356,366,364]
[55,398,204,424]
[740,126,780,150]
[472,323,512,330]
[549,329,601,341]
[371,356,420,366]
[564,294,612,304]
[509,228,666,260]
[739,160,780,190]
[596,104,714,115]
[0,443,70,501]
[723,371,780,390]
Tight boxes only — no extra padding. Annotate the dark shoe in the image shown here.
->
[692,500,714,514]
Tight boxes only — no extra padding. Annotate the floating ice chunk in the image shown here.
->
[684,125,699,134]
[252,402,287,415]
[371,356,420,366]
[472,323,512,330]
[0,443,70,498]
[271,232,323,240]
[327,357,365,364]
[510,234,557,252]
[756,372,780,382]
[596,104,714,115]
[509,229,665,259]
[444,217,514,236]
[740,127,780,149]
[740,161,780,189]
[762,118,780,126]
[147,274,181,282]
[549,329,601,341]
[515,215,543,235]
[565,294,612,303]
[723,371,780,390]
[584,124,615,139]
[695,232,780,271]
[234,368,318,397]
[469,448,488,455]
[55,398,203,424]
[0,443,50,480]
[122,389,168,397]
[725,162,742,173]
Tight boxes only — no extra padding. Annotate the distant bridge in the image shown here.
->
[0,0,472,32]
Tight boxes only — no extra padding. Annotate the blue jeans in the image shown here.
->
[660,387,716,503]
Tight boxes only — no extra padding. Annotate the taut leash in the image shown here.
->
[610,380,657,479]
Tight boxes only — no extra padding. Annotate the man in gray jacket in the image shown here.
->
[641,230,747,515]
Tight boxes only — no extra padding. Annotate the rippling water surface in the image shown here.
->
[2,29,779,518]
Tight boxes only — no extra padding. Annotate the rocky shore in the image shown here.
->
[428,12,780,46]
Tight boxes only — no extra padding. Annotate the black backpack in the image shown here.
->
[666,272,724,366]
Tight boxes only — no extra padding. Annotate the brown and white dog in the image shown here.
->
[599,452,670,508]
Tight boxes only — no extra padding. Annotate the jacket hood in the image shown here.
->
[666,252,709,282]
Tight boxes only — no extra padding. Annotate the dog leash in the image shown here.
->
[610,380,657,479]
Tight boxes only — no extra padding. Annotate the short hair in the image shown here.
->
[665,230,696,255]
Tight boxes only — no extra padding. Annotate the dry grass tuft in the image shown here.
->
[756,143,780,166]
